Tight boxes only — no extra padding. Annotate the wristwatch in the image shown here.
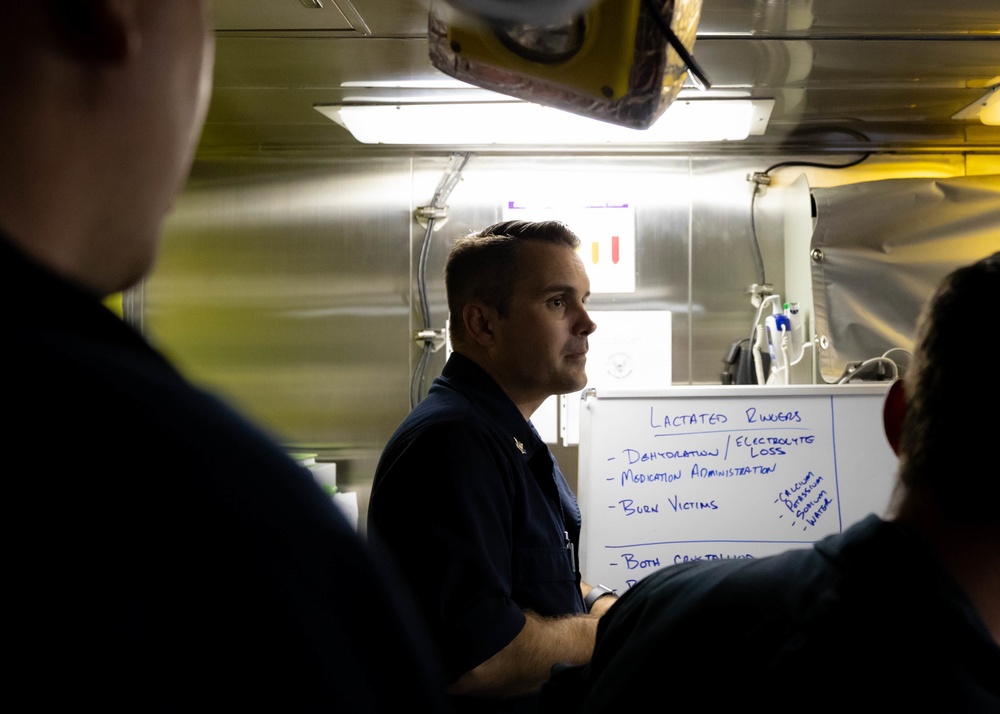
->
[584,584,617,612]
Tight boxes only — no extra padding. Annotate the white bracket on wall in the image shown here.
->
[413,328,448,352]
[414,205,449,230]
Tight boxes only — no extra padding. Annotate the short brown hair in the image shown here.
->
[445,220,581,347]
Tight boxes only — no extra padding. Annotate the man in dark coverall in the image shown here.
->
[369,221,620,714]
[541,252,1000,713]
[1,3,451,710]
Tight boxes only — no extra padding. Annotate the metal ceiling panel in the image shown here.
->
[198,0,1000,156]
[214,0,358,32]
[214,0,433,36]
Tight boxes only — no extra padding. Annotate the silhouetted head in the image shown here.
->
[892,251,1000,524]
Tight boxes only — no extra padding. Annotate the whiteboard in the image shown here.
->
[577,384,898,595]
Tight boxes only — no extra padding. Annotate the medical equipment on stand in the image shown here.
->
[751,296,811,385]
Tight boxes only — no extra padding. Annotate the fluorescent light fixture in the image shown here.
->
[340,79,476,88]
[952,83,1000,126]
[315,98,773,145]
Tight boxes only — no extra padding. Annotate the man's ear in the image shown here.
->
[462,302,496,347]
[49,0,137,63]
[883,378,907,456]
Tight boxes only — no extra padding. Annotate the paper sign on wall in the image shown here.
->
[561,310,672,445]
[503,201,636,294]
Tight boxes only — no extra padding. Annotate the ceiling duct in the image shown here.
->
[427,0,707,130]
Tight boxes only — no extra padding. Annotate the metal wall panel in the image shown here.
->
[146,157,416,510]
[404,154,699,384]
[690,157,787,384]
[143,152,971,518]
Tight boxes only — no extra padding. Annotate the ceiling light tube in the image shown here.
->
[315,99,772,145]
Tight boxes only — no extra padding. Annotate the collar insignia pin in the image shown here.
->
[513,436,526,455]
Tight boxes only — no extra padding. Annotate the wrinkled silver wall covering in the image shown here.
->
[810,174,1000,383]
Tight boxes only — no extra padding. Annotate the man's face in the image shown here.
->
[488,240,597,412]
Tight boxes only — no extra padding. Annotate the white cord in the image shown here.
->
[753,324,767,385]
[779,327,790,385]
[747,295,780,385]
[789,338,814,367]
[750,294,781,336]
[836,356,900,384]
[882,347,912,359]
[766,326,792,385]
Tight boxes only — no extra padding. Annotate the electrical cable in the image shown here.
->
[410,215,437,408]
[753,324,767,386]
[877,347,913,380]
[747,294,780,383]
[410,338,434,408]
[410,153,473,408]
[773,326,791,385]
[417,216,435,339]
[836,356,900,384]
[789,338,813,367]
[882,347,912,358]
[748,137,873,288]
[743,138,874,385]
